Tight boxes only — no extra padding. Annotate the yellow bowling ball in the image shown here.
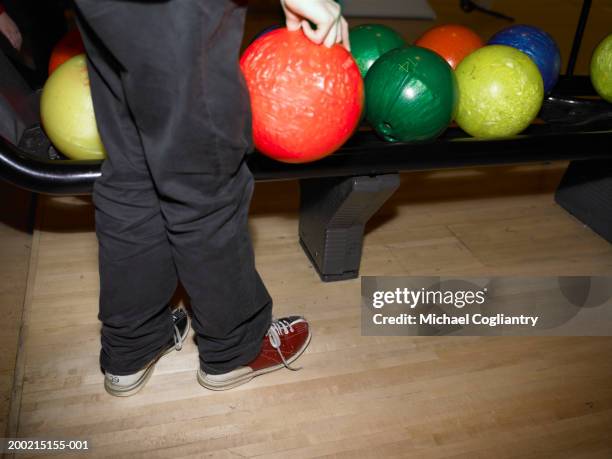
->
[40,54,106,160]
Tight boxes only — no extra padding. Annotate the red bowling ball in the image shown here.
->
[240,28,364,163]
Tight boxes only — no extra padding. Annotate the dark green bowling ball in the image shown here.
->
[349,24,406,78]
[365,46,457,142]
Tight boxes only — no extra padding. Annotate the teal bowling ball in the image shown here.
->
[349,24,405,78]
[365,46,457,142]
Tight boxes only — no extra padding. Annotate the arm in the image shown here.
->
[0,4,22,50]
[281,0,350,51]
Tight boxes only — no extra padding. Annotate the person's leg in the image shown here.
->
[75,0,273,375]
[76,11,179,377]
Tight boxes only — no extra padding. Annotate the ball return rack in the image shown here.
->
[1,0,611,282]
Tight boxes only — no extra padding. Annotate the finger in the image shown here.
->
[323,20,338,48]
[341,18,350,51]
[284,8,302,31]
[302,18,333,45]
[285,0,340,29]
[335,21,342,44]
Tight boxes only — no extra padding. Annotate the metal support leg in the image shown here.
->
[299,174,400,282]
[566,0,592,76]
[556,159,612,242]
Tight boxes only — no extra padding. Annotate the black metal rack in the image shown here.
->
[2,88,612,195]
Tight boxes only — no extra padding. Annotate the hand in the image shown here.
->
[281,0,350,51]
[0,12,22,50]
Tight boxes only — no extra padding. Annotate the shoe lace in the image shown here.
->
[267,318,301,371]
[172,311,185,351]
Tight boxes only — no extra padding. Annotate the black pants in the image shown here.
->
[74,0,272,376]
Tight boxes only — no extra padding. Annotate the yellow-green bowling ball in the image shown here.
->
[455,45,544,138]
[40,54,106,160]
[591,34,612,103]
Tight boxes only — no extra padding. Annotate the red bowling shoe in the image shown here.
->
[197,316,311,390]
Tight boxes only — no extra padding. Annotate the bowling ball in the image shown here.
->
[591,34,612,103]
[40,55,106,160]
[240,29,364,163]
[251,24,282,43]
[365,46,457,142]
[48,27,86,75]
[489,24,561,94]
[349,24,406,77]
[415,24,483,69]
[455,45,544,138]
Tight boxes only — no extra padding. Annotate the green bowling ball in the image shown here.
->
[591,34,612,103]
[349,24,406,78]
[455,45,544,138]
[365,46,457,142]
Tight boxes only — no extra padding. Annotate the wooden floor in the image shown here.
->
[0,182,32,438]
[7,163,612,457]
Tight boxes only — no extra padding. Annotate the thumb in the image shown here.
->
[282,3,302,31]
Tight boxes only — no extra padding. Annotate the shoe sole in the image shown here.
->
[104,348,166,397]
[105,313,191,397]
[197,330,312,391]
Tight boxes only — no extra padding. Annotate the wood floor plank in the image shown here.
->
[0,182,33,437]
